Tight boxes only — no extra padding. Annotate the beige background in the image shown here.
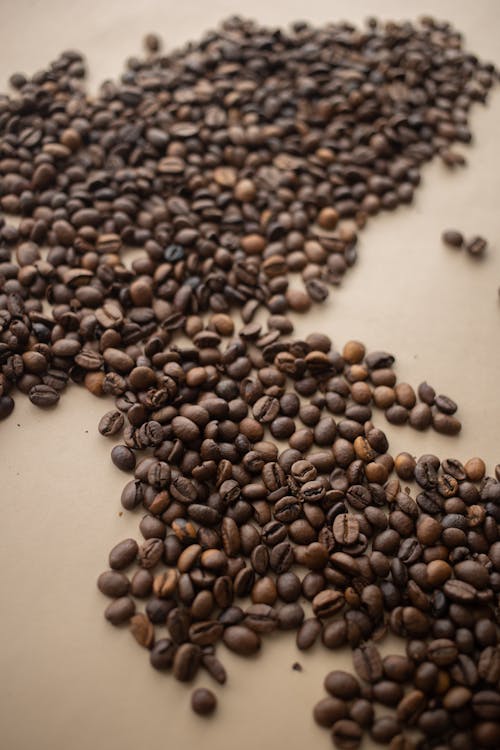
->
[1,1,500,749]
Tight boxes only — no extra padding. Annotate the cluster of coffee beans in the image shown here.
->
[0,16,497,419]
[442,230,488,257]
[95,318,499,744]
[2,12,499,746]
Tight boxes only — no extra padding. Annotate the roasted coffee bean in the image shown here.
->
[98,410,125,437]
[325,671,360,700]
[150,638,175,671]
[314,697,348,727]
[202,654,227,685]
[466,235,487,256]
[223,625,260,655]
[442,230,464,248]
[97,570,130,598]
[111,445,136,472]
[191,688,217,716]
[333,514,359,545]
[173,643,201,682]
[297,618,322,650]
[312,590,345,618]
[104,597,135,625]
[129,613,155,649]
[109,539,138,570]
[353,643,383,683]
[331,719,363,749]
[28,384,59,407]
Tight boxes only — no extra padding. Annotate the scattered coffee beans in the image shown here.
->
[1,11,498,748]
[0,15,496,420]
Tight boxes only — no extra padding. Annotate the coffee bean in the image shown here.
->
[173,643,201,682]
[442,230,464,248]
[314,697,348,727]
[97,570,130,597]
[0,396,14,420]
[104,597,135,625]
[109,539,138,570]
[353,643,383,683]
[202,654,227,685]
[98,410,125,437]
[466,235,487,256]
[223,625,260,655]
[111,445,136,472]
[371,716,401,743]
[333,514,359,545]
[325,671,360,700]
[191,688,217,716]
[150,638,175,670]
[130,613,155,649]
[331,719,363,749]
[28,384,59,407]
[312,590,345,618]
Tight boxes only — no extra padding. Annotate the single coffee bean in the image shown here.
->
[314,697,348,727]
[331,719,363,750]
[191,688,217,716]
[150,638,175,670]
[98,410,125,436]
[173,643,201,681]
[466,235,487,256]
[442,229,464,248]
[325,671,360,700]
[223,625,260,655]
[353,643,383,683]
[109,539,138,570]
[111,445,136,471]
[104,596,135,625]
[129,613,155,649]
[28,384,59,407]
[97,570,130,597]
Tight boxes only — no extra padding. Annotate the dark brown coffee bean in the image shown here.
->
[150,638,175,670]
[173,643,201,682]
[314,697,348,727]
[191,688,217,716]
[466,235,487,256]
[28,384,59,407]
[331,719,363,749]
[98,410,125,437]
[223,625,260,655]
[371,716,401,744]
[312,590,345,618]
[353,643,383,683]
[97,570,130,597]
[109,539,138,570]
[442,230,464,248]
[104,596,136,625]
[333,514,359,545]
[325,671,360,700]
[297,617,322,650]
[202,654,227,685]
[111,445,136,472]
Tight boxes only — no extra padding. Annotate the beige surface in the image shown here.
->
[1,2,500,749]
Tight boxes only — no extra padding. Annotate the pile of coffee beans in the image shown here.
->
[0,15,497,419]
[442,230,488,257]
[1,12,499,746]
[94,320,499,744]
